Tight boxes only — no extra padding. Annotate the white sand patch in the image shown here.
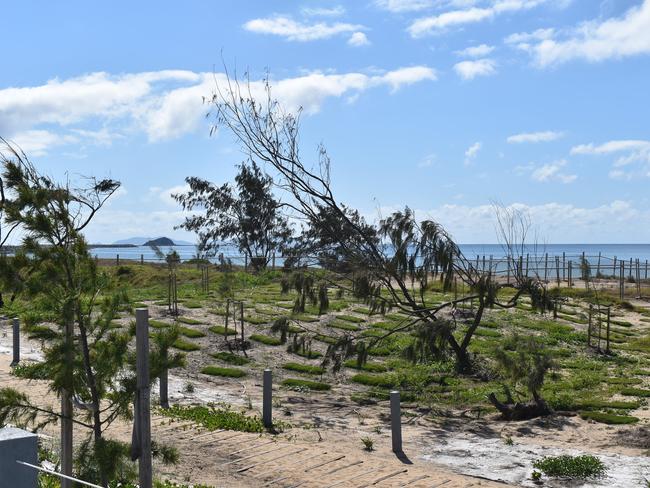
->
[418,433,650,487]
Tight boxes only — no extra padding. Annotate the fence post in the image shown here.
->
[244,255,248,272]
[506,257,511,284]
[620,262,625,301]
[141,254,144,265]
[390,390,402,453]
[544,253,548,282]
[525,253,529,277]
[11,318,20,366]
[568,261,572,287]
[116,254,120,266]
[263,369,272,428]
[562,252,566,281]
[555,256,560,287]
[135,308,152,488]
[646,259,648,280]
[606,307,611,353]
[587,305,592,348]
[272,253,276,270]
[596,252,601,278]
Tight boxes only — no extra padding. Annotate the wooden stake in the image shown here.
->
[135,308,152,488]
[390,391,402,453]
[263,369,272,428]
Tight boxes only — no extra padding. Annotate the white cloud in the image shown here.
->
[348,32,371,46]
[301,5,346,17]
[408,0,550,37]
[464,141,481,164]
[453,58,497,79]
[530,159,576,183]
[375,0,433,12]
[507,130,564,143]
[570,139,650,155]
[0,67,437,152]
[571,139,650,179]
[374,199,646,243]
[455,43,495,57]
[243,15,364,42]
[524,0,650,67]
[504,27,555,50]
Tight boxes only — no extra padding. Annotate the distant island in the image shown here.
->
[110,237,194,246]
[143,237,175,246]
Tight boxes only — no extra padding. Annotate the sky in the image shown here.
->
[1,0,649,244]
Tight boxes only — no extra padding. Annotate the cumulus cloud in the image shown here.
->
[0,67,438,153]
[455,43,495,57]
[243,15,364,42]
[348,32,371,46]
[375,0,433,12]
[408,0,551,37]
[301,5,346,17]
[571,139,650,179]
[530,159,577,183]
[410,200,645,243]
[507,130,564,143]
[516,0,650,67]
[464,141,481,164]
[453,59,497,79]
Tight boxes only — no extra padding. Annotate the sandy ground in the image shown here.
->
[2,295,650,487]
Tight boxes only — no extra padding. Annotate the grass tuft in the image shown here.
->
[201,366,247,378]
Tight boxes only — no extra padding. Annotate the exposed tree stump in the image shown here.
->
[488,393,551,421]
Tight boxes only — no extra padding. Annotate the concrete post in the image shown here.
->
[11,318,19,366]
[390,391,402,453]
[263,369,272,428]
[0,427,38,488]
[135,308,153,488]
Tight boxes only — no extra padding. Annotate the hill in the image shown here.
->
[143,237,175,246]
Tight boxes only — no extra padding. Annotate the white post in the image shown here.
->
[263,369,272,428]
[135,308,152,488]
[11,318,19,366]
[390,391,402,453]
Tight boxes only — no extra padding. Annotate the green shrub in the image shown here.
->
[244,315,270,325]
[201,366,247,378]
[177,317,203,325]
[150,320,171,329]
[343,360,388,373]
[250,334,283,346]
[159,405,264,432]
[532,455,607,479]
[11,362,48,380]
[283,362,324,375]
[178,326,205,338]
[579,411,639,425]
[293,349,323,359]
[183,301,203,309]
[336,314,365,323]
[282,378,331,391]
[211,352,250,365]
[329,320,360,331]
[621,387,650,397]
[172,339,200,351]
[208,325,237,336]
[351,373,398,388]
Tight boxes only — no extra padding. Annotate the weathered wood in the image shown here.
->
[390,390,402,453]
[263,369,272,428]
[135,308,153,488]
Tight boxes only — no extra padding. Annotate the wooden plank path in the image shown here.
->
[152,417,508,487]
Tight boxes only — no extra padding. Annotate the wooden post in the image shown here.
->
[606,307,611,353]
[244,254,248,272]
[596,252,601,278]
[61,317,74,488]
[568,261,572,287]
[544,253,548,282]
[587,305,592,348]
[140,254,144,265]
[488,255,493,274]
[555,256,560,287]
[240,301,245,345]
[135,308,153,488]
[225,299,230,341]
[637,259,641,296]
[525,253,529,277]
[390,391,402,453]
[646,259,648,280]
[613,256,617,279]
[482,255,486,272]
[506,257,511,284]
[562,252,566,281]
[475,255,479,271]
[116,254,120,266]
[272,253,276,270]
[263,369,272,428]
[11,317,19,366]
[620,262,625,301]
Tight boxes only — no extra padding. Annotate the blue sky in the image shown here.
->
[1,0,649,244]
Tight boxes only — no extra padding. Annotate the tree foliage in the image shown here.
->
[174,160,291,270]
